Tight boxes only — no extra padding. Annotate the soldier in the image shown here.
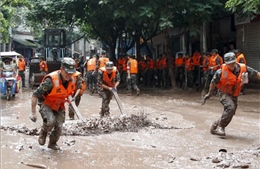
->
[234,49,246,64]
[203,52,260,136]
[201,52,211,87]
[175,53,185,88]
[126,54,140,96]
[29,57,77,150]
[234,49,247,94]
[96,51,109,70]
[146,56,155,87]
[161,53,169,88]
[39,57,48,75]
[192,50,201,87]
[184,54,194,88]
[97,61,120,117]
[18,55,26,87]
[86,55,98,94]
[208,49,223,84]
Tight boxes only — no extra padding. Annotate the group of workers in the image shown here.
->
[28,49,260,151]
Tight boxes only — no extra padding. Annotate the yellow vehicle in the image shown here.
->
[29,29,67,87]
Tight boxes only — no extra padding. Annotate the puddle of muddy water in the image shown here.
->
[1,85,260,169]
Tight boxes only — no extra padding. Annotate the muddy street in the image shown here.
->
[0,81,260,169]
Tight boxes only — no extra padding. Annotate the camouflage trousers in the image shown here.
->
[86,71,97,92]
[98,88,113,117]
[39,104,65,144]
[214,92,238,128]
[127,74,140,92]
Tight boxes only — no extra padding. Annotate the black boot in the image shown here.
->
[38,128,48,145]
[48,128,61,150]
[48,142,60,150]
[210,121,218,134]
[214,127,226,136]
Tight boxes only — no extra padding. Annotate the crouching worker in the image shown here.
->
[97,61,120,117]
[29,57,77,150]
[68,71,87,120]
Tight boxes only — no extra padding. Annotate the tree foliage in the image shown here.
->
[26,0,226,58]
[225,0,260,15]
[0,0,30,43]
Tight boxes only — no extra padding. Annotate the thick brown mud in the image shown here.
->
[0,75,259,168]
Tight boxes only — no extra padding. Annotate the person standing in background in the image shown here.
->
[18,55,26,87]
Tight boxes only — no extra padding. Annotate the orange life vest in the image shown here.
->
[217,63,246,97]
[129,58,138,74]
[209,54,222,70]
[161,57,167,68]
[122,58,128,71]
[138,60,147,71]
[73,71,87,95]
[175,57,184,67]
[39,60,48,72]
[18,59,26,71]
[202,57,209,71]
[99,57,109,69]
[156,59,162,69]
[87,57,97,71]
[42,71,76,111]
[148,58,155,69]
[117,58,124,71]
[185,58,194,70]
[100,67,117,87]
[192,52,201,66]
[236,54,246,64]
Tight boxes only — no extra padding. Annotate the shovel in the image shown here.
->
[68,96,86,122]
[111,89,124,114]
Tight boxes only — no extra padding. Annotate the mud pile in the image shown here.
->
[0,112,177,136]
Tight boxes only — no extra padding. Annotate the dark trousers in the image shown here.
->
[19,71,25,86]
[216,92,238,128]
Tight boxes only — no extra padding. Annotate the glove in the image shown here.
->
[29,113,37,122]
[202,93,211,105]
[112,87,117,92]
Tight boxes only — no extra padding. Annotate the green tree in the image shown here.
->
[225,0,260,15]
[26,0,226,60]
[0,0,30,43]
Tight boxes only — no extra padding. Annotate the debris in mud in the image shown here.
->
[168,156,176,163]
[0,112,186,136]
[190,156,200,161]
[21,162,48,169]
[209,146,260,168]
[64,139,76,146]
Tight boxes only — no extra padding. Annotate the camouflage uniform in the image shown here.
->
[127,58,140,95]
[33,75,70,149]
[97,67,120,117]
[210,64,259,134]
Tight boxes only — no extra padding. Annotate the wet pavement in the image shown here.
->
[0,75,260,169]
